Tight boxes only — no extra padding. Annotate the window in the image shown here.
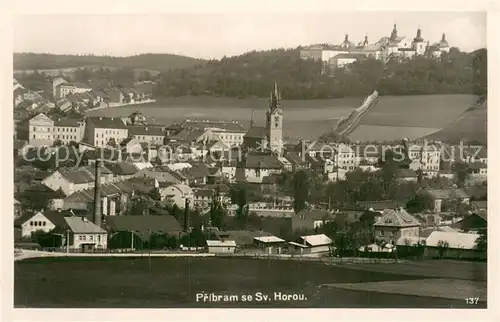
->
[34,221,38,226]
[30,221,33,226]
[82,235,87,240]
[380,231,384,236]
[33,127,37,132]
[43,222,46,226]
[90,235,94,241]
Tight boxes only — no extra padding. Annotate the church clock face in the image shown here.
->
[274,116,280,128]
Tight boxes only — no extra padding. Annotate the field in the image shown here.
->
[425,107,487,144]
[349,94,479,142]
[15,257,486,308]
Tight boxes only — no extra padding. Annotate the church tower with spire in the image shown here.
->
[266,82,283,156]
[412,26,426,55]
[390,24,398,41]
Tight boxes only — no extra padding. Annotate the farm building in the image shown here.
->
[424,231,484,260]
[288,234,333,255]
[206,240,237,254]
[253,236,286,254]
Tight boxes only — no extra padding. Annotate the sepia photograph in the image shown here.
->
[9,6,489,311]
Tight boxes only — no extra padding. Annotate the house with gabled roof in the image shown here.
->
[242,153,283,183]
[64,216,108,251]
[288,234,333,255]
[15,209,77,238]
[42,169,95,196]
[373,208,420,244]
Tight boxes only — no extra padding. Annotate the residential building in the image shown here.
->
[128,125,165,145]
[65,216,108,251]
[56,82,92,99]
[193,189,214,209]
[53,118,85,144]
[120,137,143,154]
[335,144,357,170]
[28,113,85,147]
[206,240,237,254]
[177,120,246,148]
[284,151,310,172]
[373,208,421,244]
[42,169,95,196]
[17,209,73,238]
[160,183,193,208]
[85,116,128,147]
[240,154,283,183]
[288,234,333,255]
[294,209,334,230]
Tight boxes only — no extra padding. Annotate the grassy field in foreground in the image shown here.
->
[15,257,486,308]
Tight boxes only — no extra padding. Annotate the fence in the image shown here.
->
[214,252,406,264]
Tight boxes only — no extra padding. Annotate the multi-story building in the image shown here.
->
[55,82,92,99]
[28,113,84,147]
[177,119,247,148]
[85,116,128,148]
[373,208,421,244]
[53,118,86,145]
[335,144,357,171]
[128,125,165,145]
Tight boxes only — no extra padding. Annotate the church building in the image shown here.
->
[242,82,284,156]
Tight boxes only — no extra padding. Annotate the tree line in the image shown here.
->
[154,47,487,99]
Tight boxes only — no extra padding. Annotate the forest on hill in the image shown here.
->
[13,53,206,72]
[154,47,487,99]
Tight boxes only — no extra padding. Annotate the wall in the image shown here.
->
[71,232,108,249]
[424,247,486,261]
[207,246,236,254]
[374,226,420,243]
[309,245,330,254]
[21,212,56,237]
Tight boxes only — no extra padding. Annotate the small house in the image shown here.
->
[288,234,333,255]
[206,240,237,254]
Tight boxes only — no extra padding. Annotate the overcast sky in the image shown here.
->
[14,12,486,59]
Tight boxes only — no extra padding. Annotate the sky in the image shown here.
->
[14,12,486,59]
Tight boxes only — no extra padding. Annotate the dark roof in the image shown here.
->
[245,154,283,169]
[468,162,487,170]
[88,116,127,129]
[60,169,94,184]
[128,125,165,137]
[181,163,211,179]
[244,126,268,139]
[105,215,182,239]
[285,152,308,165]
[333,53,366,59]
[194,189,214,198]
[109,162,139,175]
[204,183,230,194]
[24,183,66,198]
[16,209,76,228]
[53,118,82,127]
[32,171,54,181]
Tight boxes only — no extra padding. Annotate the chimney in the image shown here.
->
[93,159,102,227]
[184,198,190,232]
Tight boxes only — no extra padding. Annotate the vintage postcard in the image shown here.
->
[3,0,497,321]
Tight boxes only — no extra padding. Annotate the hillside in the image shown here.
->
[155,47,487,99]
[13,53,206,72]
[424,99,487,145]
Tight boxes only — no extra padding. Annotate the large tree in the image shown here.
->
[293,170,309,214]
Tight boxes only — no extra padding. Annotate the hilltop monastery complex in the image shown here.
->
[300,24,451,67]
